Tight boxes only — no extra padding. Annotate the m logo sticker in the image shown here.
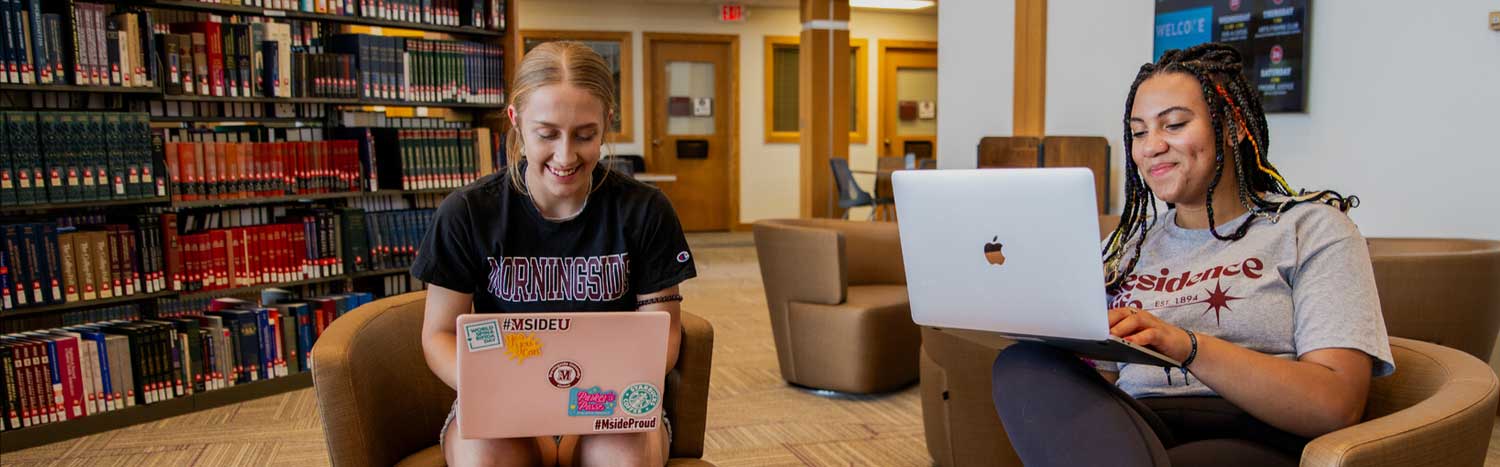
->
[463,319,504,352]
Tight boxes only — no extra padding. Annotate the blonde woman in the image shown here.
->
[414,41,695,466]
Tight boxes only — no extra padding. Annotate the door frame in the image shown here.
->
[877,39,939,158]
[642,32,741,231]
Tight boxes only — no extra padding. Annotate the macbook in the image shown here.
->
[892,168,1179,367]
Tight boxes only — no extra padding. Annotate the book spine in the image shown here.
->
[40,223,61,304]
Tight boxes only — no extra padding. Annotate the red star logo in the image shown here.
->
[1190,280,1243,325]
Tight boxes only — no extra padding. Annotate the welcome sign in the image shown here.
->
[1153,0,1309,113]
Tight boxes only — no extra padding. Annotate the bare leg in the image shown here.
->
[442,414,558,466]
[563,424,668,467]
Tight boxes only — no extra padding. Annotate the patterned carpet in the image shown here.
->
[4,232,1500,466]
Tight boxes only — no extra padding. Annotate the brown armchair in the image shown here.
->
[920,217,1500,466]
[752,218,920,394]
[311,291,717,466]
[1367,238,1500,363]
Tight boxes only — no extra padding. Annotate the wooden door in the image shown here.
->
[879,42,938,160]
[645,34,737,232]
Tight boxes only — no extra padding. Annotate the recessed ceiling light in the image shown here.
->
[850,0,934,10]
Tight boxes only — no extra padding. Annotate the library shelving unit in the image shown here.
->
[0,0,518,452]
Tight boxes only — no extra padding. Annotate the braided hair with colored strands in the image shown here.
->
[1102,43,1358,295]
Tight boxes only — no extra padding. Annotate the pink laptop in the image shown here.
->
[455,311,670,439]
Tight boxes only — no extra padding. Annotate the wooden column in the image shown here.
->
[1013,0,1047,137]
[799,0,851,218]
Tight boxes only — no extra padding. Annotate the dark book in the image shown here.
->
[0,226,13,310]
[104,13,120,86]
[22,0,49,85]
[103,113,125,199]
[0,110,13,207]
[39,223,62,304]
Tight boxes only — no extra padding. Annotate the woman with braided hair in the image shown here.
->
[990,43,1393,466]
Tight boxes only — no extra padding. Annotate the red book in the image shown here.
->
[165,142,182,202]
[180,143,201,202]
[15,342,35,426]
[161,214,182,291]
[210,230,228,290]
[43,336,84,421]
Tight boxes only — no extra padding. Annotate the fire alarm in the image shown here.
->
[1490,11,1500,31]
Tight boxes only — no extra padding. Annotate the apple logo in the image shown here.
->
[984,236,1006,266]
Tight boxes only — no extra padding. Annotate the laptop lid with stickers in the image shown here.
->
[455,311,670,439]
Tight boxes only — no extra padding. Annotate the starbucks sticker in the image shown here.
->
[620,383,661,416]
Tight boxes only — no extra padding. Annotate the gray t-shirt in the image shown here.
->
[1103,200,1396,398]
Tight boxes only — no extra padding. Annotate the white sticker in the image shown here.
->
[463,319,504,352]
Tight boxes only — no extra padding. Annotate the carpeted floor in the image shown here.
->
[4,232,1500,466]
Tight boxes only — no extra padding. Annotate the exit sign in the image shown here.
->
[720,4,745,22]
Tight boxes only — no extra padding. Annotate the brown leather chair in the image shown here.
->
[1367,238,1500,363]
[752,218,920,394]
[921,217,1500,466]
[311,291,717,466]
[924,330,1499,467]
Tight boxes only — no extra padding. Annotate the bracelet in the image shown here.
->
[636,294,683,307]
[1181,329,1199,370]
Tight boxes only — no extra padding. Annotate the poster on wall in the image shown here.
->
[1153,0,1309,113]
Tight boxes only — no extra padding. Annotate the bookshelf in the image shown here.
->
[0,0,517,448]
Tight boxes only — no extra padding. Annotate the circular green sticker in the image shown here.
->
[620,383,660,416]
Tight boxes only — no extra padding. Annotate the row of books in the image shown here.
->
[162,138,362,201]
[180,0,505,31]
[333,127,487,191]
[360,208,432,271]
[161,21,294,98]
[0,111,164,207]
[320,34,503,104]
[160,211,343,294]
[1,216,167,311]
[0,291,373,431]
[0,1,160,87]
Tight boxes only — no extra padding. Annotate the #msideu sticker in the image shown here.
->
[463,319,503,352]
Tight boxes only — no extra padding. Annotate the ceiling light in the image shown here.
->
[849,0,934,10]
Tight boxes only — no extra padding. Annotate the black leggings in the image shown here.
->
[990,342,1308,467]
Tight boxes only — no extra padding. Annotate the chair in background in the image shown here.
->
[601,157,636,177]
[752,218,920,394]
[873,156,909,221]
[829,158,893,221]
[976,136,1111,214]
[312,292,717,466]
[615,154,648,173]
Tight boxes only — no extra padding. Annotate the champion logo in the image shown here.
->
[1229,0,1241,11]
[676,251,691,263]
[1270,45,1284,64]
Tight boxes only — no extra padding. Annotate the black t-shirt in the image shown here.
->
[410,165,696,313]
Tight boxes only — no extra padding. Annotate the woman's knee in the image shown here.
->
[442,417,546,466]
[572,428,664,467]
[993,341,1069,383]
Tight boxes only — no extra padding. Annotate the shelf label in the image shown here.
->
[263,9,285,17]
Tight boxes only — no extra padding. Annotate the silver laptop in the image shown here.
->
[892,168,1179,367]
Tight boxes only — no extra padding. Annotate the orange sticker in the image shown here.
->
[505,333,542,364]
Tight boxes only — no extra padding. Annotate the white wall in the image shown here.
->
[517,1,938,223]
[936,0,1015,169]
[1044,0,1500,242]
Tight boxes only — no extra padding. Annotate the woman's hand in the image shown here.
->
[1107,307,1192,362]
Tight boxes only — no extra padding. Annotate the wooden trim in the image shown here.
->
[763,36,868,144]
[1013,0,1047,137]
[643,32,741,230]
[877,39,939,158]
[518,30,636,143]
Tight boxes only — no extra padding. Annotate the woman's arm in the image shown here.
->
[1109,308,1372,437]
[637,286,682,374]
[421,284,474,389]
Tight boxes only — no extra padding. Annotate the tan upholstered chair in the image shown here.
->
[311,291,716,466]
[923,330,1499,467]
[1367,238,1500,362]
[752,218,920,394]
[920,217,1500,466]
